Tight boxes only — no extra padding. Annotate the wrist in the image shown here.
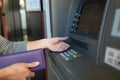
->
[39,39,48,49]
[27,38,50,51]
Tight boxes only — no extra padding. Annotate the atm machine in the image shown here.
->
[43,0,120,80]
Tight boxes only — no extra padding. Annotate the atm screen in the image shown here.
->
[71,0,106,39]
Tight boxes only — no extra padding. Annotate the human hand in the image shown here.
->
[0,62,40,80]
[41,37,70,52]
[27,37,70,51]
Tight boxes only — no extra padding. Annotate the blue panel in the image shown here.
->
[111,9,120,37]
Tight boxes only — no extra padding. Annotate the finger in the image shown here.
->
[59,43,70,51]
[60,42,70,48]
[64,43,70,49]
[29,72,35,77]
[26,62,40,68]
[62,45,69,51]
[56,43,66,51]
[57,37,69,41]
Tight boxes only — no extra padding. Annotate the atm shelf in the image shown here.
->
[48,51,120,80]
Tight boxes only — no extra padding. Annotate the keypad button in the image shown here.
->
[67,51,74,55]
[70,49,77,54]
[60,53,69,60]
[69,56,74,59]
[59,49,80,61]
[64,52,70,57]
[73,55,77,58]
[75,53,80,57]
[60,53,66,58]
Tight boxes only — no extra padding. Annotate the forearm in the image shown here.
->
[0,35,27,54]
[27,39,47,51]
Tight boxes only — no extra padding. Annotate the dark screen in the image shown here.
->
[77,0,106,36]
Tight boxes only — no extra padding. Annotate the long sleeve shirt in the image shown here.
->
[0,35,27,55]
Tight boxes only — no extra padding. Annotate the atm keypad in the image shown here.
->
[59,49,80,60]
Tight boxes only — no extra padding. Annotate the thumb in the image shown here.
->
[58,37,68,41]
[26,61,40,68]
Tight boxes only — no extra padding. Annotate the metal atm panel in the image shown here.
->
[98,0,120,73]
[48,0,120,80]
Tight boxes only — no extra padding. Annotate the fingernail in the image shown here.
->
[35,62,40,66]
